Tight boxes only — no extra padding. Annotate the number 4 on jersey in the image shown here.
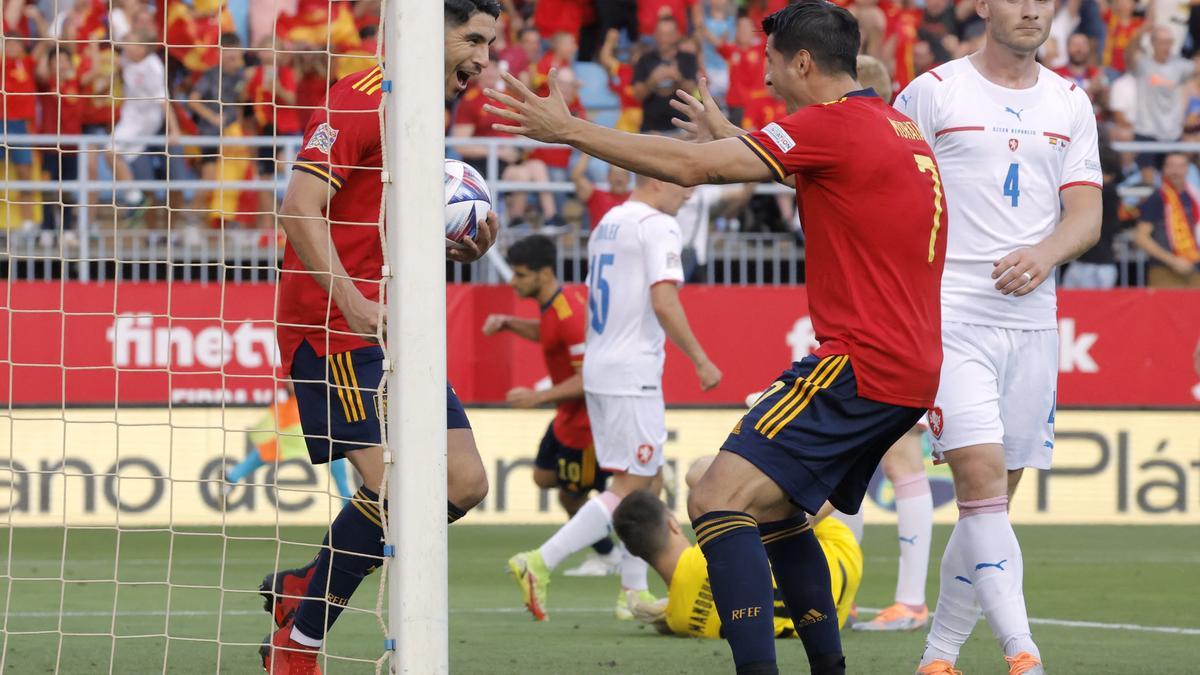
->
[1004,163,1020,207]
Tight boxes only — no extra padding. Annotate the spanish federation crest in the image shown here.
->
[305,122,339,154]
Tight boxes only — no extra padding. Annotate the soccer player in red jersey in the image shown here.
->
[260,2,502,673]
[483,235,618,575]
[484,2,946,673]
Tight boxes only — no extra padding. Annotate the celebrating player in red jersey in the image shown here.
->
[483,234,619,576]
[261,2,502,673]
[484,2,945,672]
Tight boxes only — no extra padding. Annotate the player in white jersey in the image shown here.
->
[508,175,722,622]
[895,1,1102,673]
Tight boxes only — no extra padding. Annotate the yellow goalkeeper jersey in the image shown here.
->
[664,518,862,639]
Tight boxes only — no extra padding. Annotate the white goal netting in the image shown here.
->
[0,0,391,670]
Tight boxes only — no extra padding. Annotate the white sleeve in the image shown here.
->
[1061,91,1102,190]
[894,72,941,146]
[641,216,685,287]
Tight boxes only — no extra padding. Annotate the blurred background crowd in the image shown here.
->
[2,0,1199,287]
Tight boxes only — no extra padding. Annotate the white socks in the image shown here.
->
[539,491,620,570]
[893,472,933,607]
[955,498,1039,659]
[618,543,650,591]
[922,495,1039,665]
[921,520,980,664]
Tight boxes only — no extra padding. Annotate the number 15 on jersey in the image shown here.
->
[588,254,615,334]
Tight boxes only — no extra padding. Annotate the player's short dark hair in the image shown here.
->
[445,0,502,27]
[612,491,671,561]
[762,0,859,78]
[505,234,557,272]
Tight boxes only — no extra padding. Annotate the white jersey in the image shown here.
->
[120,54,167,128]
[583,200,685,397]
[896,57,1101,329]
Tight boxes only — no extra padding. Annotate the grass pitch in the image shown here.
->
[0,524,1195,673]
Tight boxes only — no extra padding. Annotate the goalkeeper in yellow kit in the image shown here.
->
[612,457,862,638]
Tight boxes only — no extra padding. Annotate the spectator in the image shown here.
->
[1053,32,1109,104]
[918,0,969,65]
[638,0,697,39]
[1102,0,1142,74]
[1063,145,1125,288]
[452,60,523,176]
[2,36,39,234]
[33,43,85,244]
[532,0,591,49]
[848,0,887,60]
[912,39,936,78]
[245,36,301,224]
[598,27,646,132]
[498,26,541,85]
[883,0,923,91]
[187,33,246,219]
[594,0,638,41]
[632,15,698,132]
[710,14,781,130]
[534,31,578,93]
[1041,0,1083,69]
[744,0,789,28]
[107,31,167,209]
[1133,152,1200,287]
[292,49,330,132]
[570,153,631,229]
[695,0,736,101]
[527,66,586,219]
[1150,0,1190,59]
[1129,25,1195,183]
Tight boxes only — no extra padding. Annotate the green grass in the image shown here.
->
[0,525,1195,673]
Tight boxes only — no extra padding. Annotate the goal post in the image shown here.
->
[383,0,449,673]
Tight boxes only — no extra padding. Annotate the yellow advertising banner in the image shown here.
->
[0,408,1196,526]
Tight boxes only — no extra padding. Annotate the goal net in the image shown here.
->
[0,0,404,670]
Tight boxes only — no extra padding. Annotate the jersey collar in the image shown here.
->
[540,287,562,314]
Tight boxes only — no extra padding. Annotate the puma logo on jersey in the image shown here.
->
[898,94,910,108]
[1004,107,1023,122]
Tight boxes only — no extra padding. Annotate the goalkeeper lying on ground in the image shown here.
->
[611,456,862,638]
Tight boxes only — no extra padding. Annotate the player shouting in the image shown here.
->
[484,3,946,673]
[259,1,503,673]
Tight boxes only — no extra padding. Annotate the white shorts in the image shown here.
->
[584,392,666,477]
[929,322,1057,470]
[111,113,163,155]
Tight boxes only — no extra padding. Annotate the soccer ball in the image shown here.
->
[444,159,492,245]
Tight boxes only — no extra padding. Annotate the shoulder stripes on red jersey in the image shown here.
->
[738,134,787,182]
[351,66,384,95]
[295,160,346,190]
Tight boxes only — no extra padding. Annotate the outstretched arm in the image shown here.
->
[484,69,773,187]
[570,153,595,202]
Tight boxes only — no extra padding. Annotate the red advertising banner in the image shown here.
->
[2,282,1198,407]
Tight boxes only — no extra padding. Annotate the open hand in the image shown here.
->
[670,77,739,142]
[992,246,1055,296]
[483,69,577,144]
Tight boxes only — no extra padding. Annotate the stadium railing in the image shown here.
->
[0,134,1178,286]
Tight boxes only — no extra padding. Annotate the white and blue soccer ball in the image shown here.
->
[444,159,492,245]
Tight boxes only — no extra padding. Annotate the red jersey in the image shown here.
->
[638,0,697,38]
[533,0,592,40]
[716,39,766,109]
[2,56,37,122]
[540,287,591,449]
[1103,11,1143,73]
[247,66,302,134]
[36,72,83,135]
[277,65,384,372]
[452,85,511,137]
[608,62,639,110]
[586,189,629,228]
[883,2,922,91]
[740,92,946,407]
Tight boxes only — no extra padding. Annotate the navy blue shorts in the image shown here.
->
[292,341,471,464]
[533,422,608,493]
[722,354,924,516]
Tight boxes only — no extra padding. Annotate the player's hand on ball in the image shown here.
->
[696,359,723,391]
[992,246,1054,296]
[483,69,575,144]
[505,386,541,408]
[670,77,737,143]
[482,314,509,336]
[448,211,499,263]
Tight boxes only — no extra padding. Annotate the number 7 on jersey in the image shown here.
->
[913,153,944,263]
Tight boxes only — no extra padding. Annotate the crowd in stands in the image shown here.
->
[0,0,1198,286]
